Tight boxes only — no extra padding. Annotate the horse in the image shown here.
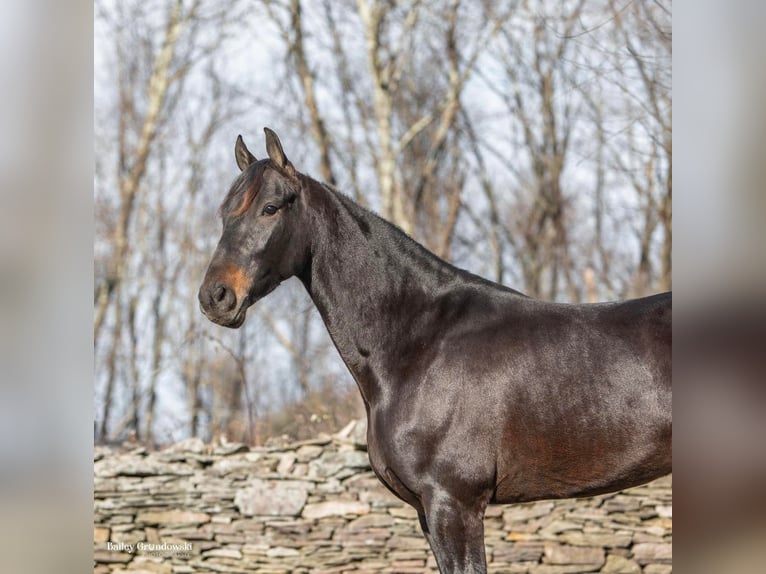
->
[199,128,672,573]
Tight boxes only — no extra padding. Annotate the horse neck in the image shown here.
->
[299,180,464,403]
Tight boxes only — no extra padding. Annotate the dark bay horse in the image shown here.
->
[199,128,672,573]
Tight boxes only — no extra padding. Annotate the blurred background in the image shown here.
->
[93,0,672,447]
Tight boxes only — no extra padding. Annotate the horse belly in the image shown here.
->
[492,414,671,503]
[490,315,671,503]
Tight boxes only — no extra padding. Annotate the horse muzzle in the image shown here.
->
[198,262,253,328]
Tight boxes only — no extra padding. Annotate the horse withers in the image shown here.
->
[199,128,672,573]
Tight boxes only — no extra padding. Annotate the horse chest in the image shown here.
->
[365,418,427,510]
[366,441,424,511]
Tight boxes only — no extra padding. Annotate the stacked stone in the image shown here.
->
[94,421,671,574]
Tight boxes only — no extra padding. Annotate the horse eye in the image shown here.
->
[263,204,279,216]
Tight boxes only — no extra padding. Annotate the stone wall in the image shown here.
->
[94,421,672,573]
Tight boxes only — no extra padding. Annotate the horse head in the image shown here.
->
[198,128,309,328]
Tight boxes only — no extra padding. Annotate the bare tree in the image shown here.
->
[479,1,585,300]
[355,0,505,236]
[261,0,337,184]
[598,0,672,296]
[95,0,246,443]
[95,0,185,342]
[616,0,672,292]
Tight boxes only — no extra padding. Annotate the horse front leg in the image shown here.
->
[421,489,488,574]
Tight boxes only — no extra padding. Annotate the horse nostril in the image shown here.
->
[208,283,236,313]
[213,285,226,303]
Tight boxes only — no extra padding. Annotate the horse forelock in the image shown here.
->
[219,161,268,218]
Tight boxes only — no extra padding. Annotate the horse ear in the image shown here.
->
[235,135,257,172]
[264,127,294,175]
